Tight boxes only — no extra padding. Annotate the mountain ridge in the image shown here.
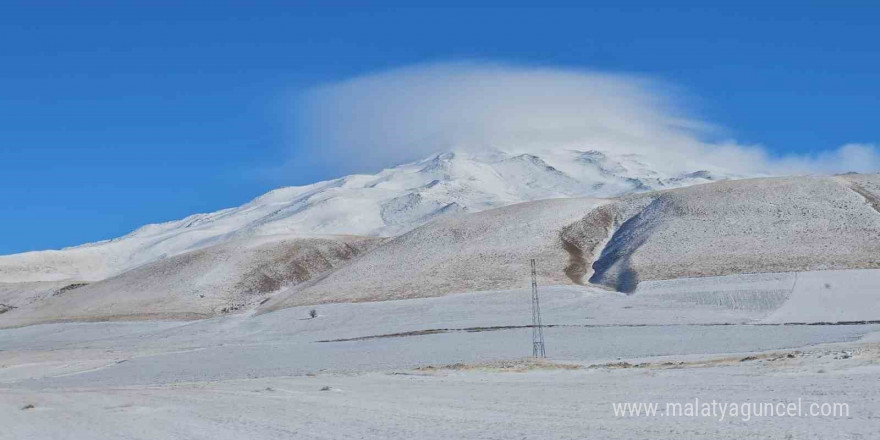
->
[0,148,739,283]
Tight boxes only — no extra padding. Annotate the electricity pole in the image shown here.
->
[530,259,546,358]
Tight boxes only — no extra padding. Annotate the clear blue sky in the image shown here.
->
[1,1,878,254]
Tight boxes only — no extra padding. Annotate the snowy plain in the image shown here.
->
[6,349,879,440]
[2,270,880,439]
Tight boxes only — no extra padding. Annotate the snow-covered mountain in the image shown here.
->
[0,148,744,283]
[262,173,880,310]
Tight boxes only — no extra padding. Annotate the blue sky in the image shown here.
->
[1,1,878,254]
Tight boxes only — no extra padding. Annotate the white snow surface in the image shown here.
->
[2,276,880,439]
[2,171,878,327]
[265,174,880,309]
[0,235,380,328]
[0,149,737,283]
[765,269,880,323]
[264,197,607,310]
[3,273,880,387]
[565,174,880,292]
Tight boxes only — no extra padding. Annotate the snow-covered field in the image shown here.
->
[6,347,878,440]
[2,270,880,439]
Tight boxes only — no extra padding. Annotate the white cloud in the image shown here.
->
[774,143,880,174]
[294,61,878,176]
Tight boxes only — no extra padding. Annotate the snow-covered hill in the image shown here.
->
[4,172,880,327]
[262,198,607,312]
[0,148,738,283]
[262,174,880,310]
[0,235,380,328]
[565,174,880,292]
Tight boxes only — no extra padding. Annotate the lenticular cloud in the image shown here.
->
[295,61,878,176]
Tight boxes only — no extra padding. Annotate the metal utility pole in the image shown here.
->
[530,259,546,358]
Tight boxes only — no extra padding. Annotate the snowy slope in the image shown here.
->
[263,198,606,311]
[0,148,737,283]
[563,174,880,292]
[5,169,878,326]
[262,174,880,309]
[0,234,380,327]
